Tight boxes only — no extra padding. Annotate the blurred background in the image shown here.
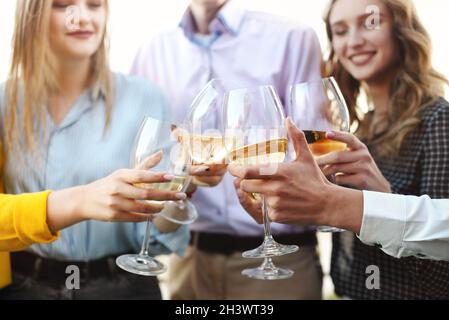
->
[1,0,448,299]
[1,0,449,82]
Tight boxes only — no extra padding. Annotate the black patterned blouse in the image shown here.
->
[331,98,449,300]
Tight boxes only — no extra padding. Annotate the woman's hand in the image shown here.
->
[47,152,187,232]
[316,131,391,193]
[76,169,187,222]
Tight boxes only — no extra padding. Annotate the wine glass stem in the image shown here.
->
[261,257,276,270]
[139,217,151,256]
[262,195,272,239]
[177,175,193,210]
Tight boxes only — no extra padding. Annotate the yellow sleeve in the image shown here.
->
[0,191,60,252]
[0,252,11,289]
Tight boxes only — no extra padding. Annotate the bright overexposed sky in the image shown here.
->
[1,0,448,86]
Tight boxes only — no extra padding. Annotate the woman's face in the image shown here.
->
[329,0,400,84]
[49,0,106,61]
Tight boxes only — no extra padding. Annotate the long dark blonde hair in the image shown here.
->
[3,0,113,152]
[324,0,448,156]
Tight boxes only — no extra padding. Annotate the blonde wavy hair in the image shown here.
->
[324,0,449,157]
[3,0,113,152]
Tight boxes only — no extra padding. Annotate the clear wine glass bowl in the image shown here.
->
[289,77,350,233]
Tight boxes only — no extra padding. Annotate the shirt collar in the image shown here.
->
[51,84,107,131]
[179,0,246,40]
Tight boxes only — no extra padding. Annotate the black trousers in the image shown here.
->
[0,253,161,300]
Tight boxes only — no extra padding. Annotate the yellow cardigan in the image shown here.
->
[0,191,59,289]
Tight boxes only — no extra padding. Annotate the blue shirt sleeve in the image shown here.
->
[149,223,190,256]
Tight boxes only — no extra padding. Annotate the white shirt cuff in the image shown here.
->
[358,191,407,258]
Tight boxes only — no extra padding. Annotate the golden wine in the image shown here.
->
[136,176,187,192]
[135,175,188,204]
[230,139,287,202]
[304,131,347,156]
[230,138,288,165]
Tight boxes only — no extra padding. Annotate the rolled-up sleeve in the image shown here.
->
[0,191,59,252]
[148,223,190,257]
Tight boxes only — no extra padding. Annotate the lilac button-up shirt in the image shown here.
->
[130,0,322,236]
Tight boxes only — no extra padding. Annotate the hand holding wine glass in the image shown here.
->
[233,177,263,224]
[228,118,358,229]
[47,159,188,234]
[77,152,184,222]
[224,85,299,280]
[183,79,229,188]
[289,77,350,233]
[315,130,392,193]
[116,116,194,276]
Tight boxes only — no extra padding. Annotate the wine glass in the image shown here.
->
[224,85,299,280]
[288,77,350,233]
[182,79,228,184]
[116,116,193,276]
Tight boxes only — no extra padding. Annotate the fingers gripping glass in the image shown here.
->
[116,117,195,276]
[224,85,299,280]
[182,79,228,182]
[288,77,350,233]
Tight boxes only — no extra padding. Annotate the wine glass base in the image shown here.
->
[242,237,299,259]
[116,254,167,276]
[159,200,198,225]
[242,266,294,280]
[318,226,346,233]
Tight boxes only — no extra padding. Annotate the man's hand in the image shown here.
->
[233,178,263,224]
[229,118,364,232]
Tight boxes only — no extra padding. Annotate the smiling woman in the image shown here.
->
[323,0,449,300]
[0,0,189,300]
[3,0,113,147]
[329,0,400,85]
[50,0,106,59]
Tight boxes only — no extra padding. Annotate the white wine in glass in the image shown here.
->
[289,77,350,233]
[181,134,228,167]
[304,131,347,155]
[116,117,193,276]
[183,79,228,186]
[224,85,299,280]
[229,138,288,165]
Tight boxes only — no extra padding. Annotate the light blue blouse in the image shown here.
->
[0,73,189,261]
